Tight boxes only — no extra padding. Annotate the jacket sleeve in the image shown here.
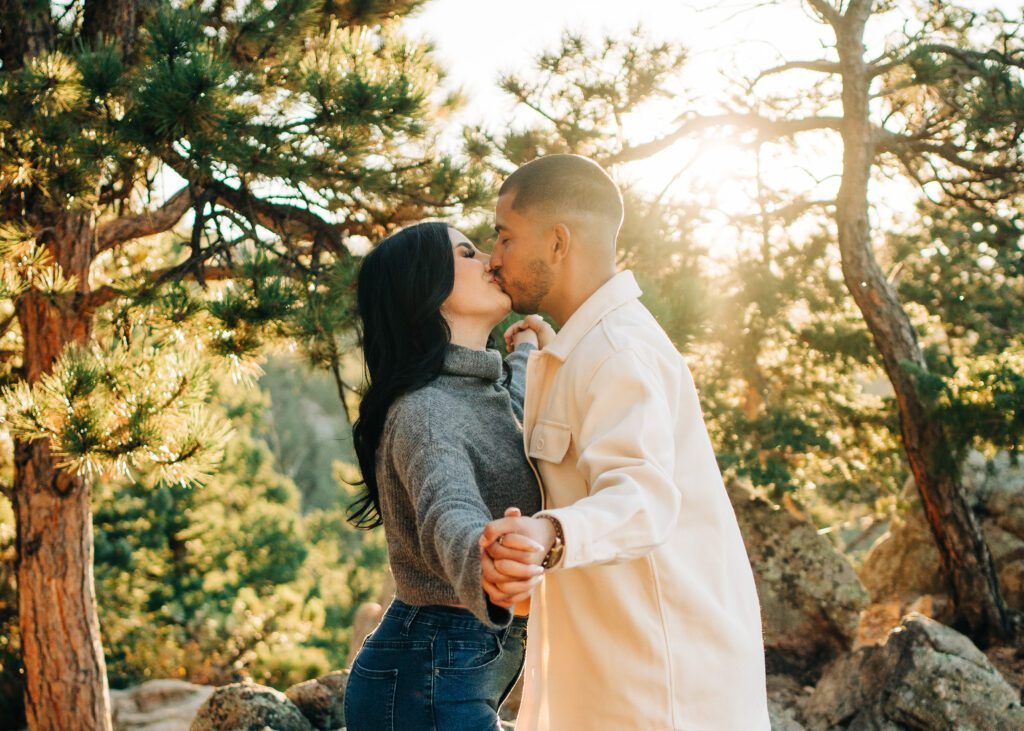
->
[536,348,681,569]
[390,406,513,628]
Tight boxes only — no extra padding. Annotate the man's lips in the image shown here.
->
[487,273,508,292]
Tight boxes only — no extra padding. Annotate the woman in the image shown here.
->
[344,221,546,730]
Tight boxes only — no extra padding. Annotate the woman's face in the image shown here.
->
[442,228,511,326]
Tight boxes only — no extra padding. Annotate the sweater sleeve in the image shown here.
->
[503,342,536,414]
[389,402,513,628]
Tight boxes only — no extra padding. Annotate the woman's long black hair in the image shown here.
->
[348,222,456,529]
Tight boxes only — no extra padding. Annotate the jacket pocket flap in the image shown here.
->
[528,420,572,463]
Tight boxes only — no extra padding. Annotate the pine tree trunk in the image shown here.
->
[13,442,111,731]
[13,214,112,729]
[832,1,1011,646]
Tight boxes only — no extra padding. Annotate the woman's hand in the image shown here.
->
[504,315,556,351]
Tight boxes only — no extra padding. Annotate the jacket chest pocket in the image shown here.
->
[528,420,572,465]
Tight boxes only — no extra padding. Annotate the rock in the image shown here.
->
[189,682,313,731]
[343,571,395,667]
[806,613,1024,730]
[727,482,869,675]
[860,452,1024,613]
[979,452,1024,521]
[859,506,948,601]
[766,674,810,731]
[284,670,348,731]
[111,680,214,731]
[856,599,905,648]
[345,602,384,668]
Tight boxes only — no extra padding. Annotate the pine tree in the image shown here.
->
[595,0,1024,645]
[485,3,1024,646]
[0,1,487,727]
[483,31,906,524]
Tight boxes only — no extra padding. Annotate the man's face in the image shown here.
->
[490,192,555,315]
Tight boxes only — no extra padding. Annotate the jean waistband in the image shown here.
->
[387,599,528,637]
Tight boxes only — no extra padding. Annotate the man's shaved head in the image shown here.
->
[498,154,624,236]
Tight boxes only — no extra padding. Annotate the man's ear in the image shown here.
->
[551,223,571,264]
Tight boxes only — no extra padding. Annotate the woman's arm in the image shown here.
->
[503,342,536,412]
[389,401,535,627]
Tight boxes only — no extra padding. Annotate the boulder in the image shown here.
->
[766,673,810,731]
[806,613,1024,730]
[728,482,869,675]
[345,602,383,668]
[111,680,214,731]
[858,504,949,601]
[189,682,312,731]
[285,670,348,731]
[860,452,1024,613]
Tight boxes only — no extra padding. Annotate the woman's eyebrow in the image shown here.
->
[457,242,475,254]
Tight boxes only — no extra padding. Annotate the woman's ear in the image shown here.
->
[551,223,571,264]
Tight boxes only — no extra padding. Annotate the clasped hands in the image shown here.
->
[479,507,556,608]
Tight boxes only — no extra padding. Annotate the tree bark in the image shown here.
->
[13,212,113,729]
[0,0,53,70]
[831,0,1011,646]
[82,0,155,59]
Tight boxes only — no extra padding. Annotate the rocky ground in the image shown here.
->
[108,451,1024,731]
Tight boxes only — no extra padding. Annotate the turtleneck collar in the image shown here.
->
[441,343,503,381]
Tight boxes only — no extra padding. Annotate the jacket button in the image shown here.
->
[537,438,546,450]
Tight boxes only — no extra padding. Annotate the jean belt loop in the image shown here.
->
[499,621,512,643]
[400,604,420,636]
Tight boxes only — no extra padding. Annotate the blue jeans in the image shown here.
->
[345,599,528,731]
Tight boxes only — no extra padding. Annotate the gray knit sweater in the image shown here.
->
[376,343,542,628]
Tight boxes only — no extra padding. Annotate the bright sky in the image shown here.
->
[404,0,828,192]
[404,1,1022,259]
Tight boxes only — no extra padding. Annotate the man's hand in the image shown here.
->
[479,508,557,606]
[504,315,557,351]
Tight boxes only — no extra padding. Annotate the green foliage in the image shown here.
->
[86,372,386,689]
[495,30,688,161]
[483,29,909,514]
[0,335,233,487]
[255,350,359,513]
[0,493,21,723]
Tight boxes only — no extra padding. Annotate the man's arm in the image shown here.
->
[484,347,681,571]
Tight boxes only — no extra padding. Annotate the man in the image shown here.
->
[479,154,770,730]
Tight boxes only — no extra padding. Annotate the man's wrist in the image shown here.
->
[538,515,565,569]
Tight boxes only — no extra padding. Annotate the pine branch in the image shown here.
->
[95,186,195,253]
[754,60,841,83]
[85,266,235,310]
[871,41,1024,79]
[0,312,16,338]
[207,178,354,251]
[805,0,842,27]
[603,114,844,165]
[878,133,1021,177]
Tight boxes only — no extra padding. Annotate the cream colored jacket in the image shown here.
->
[515,271,770,731]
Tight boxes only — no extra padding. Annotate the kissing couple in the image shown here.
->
[344,154,771,731]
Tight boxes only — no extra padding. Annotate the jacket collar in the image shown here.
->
[545,271,642,362]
